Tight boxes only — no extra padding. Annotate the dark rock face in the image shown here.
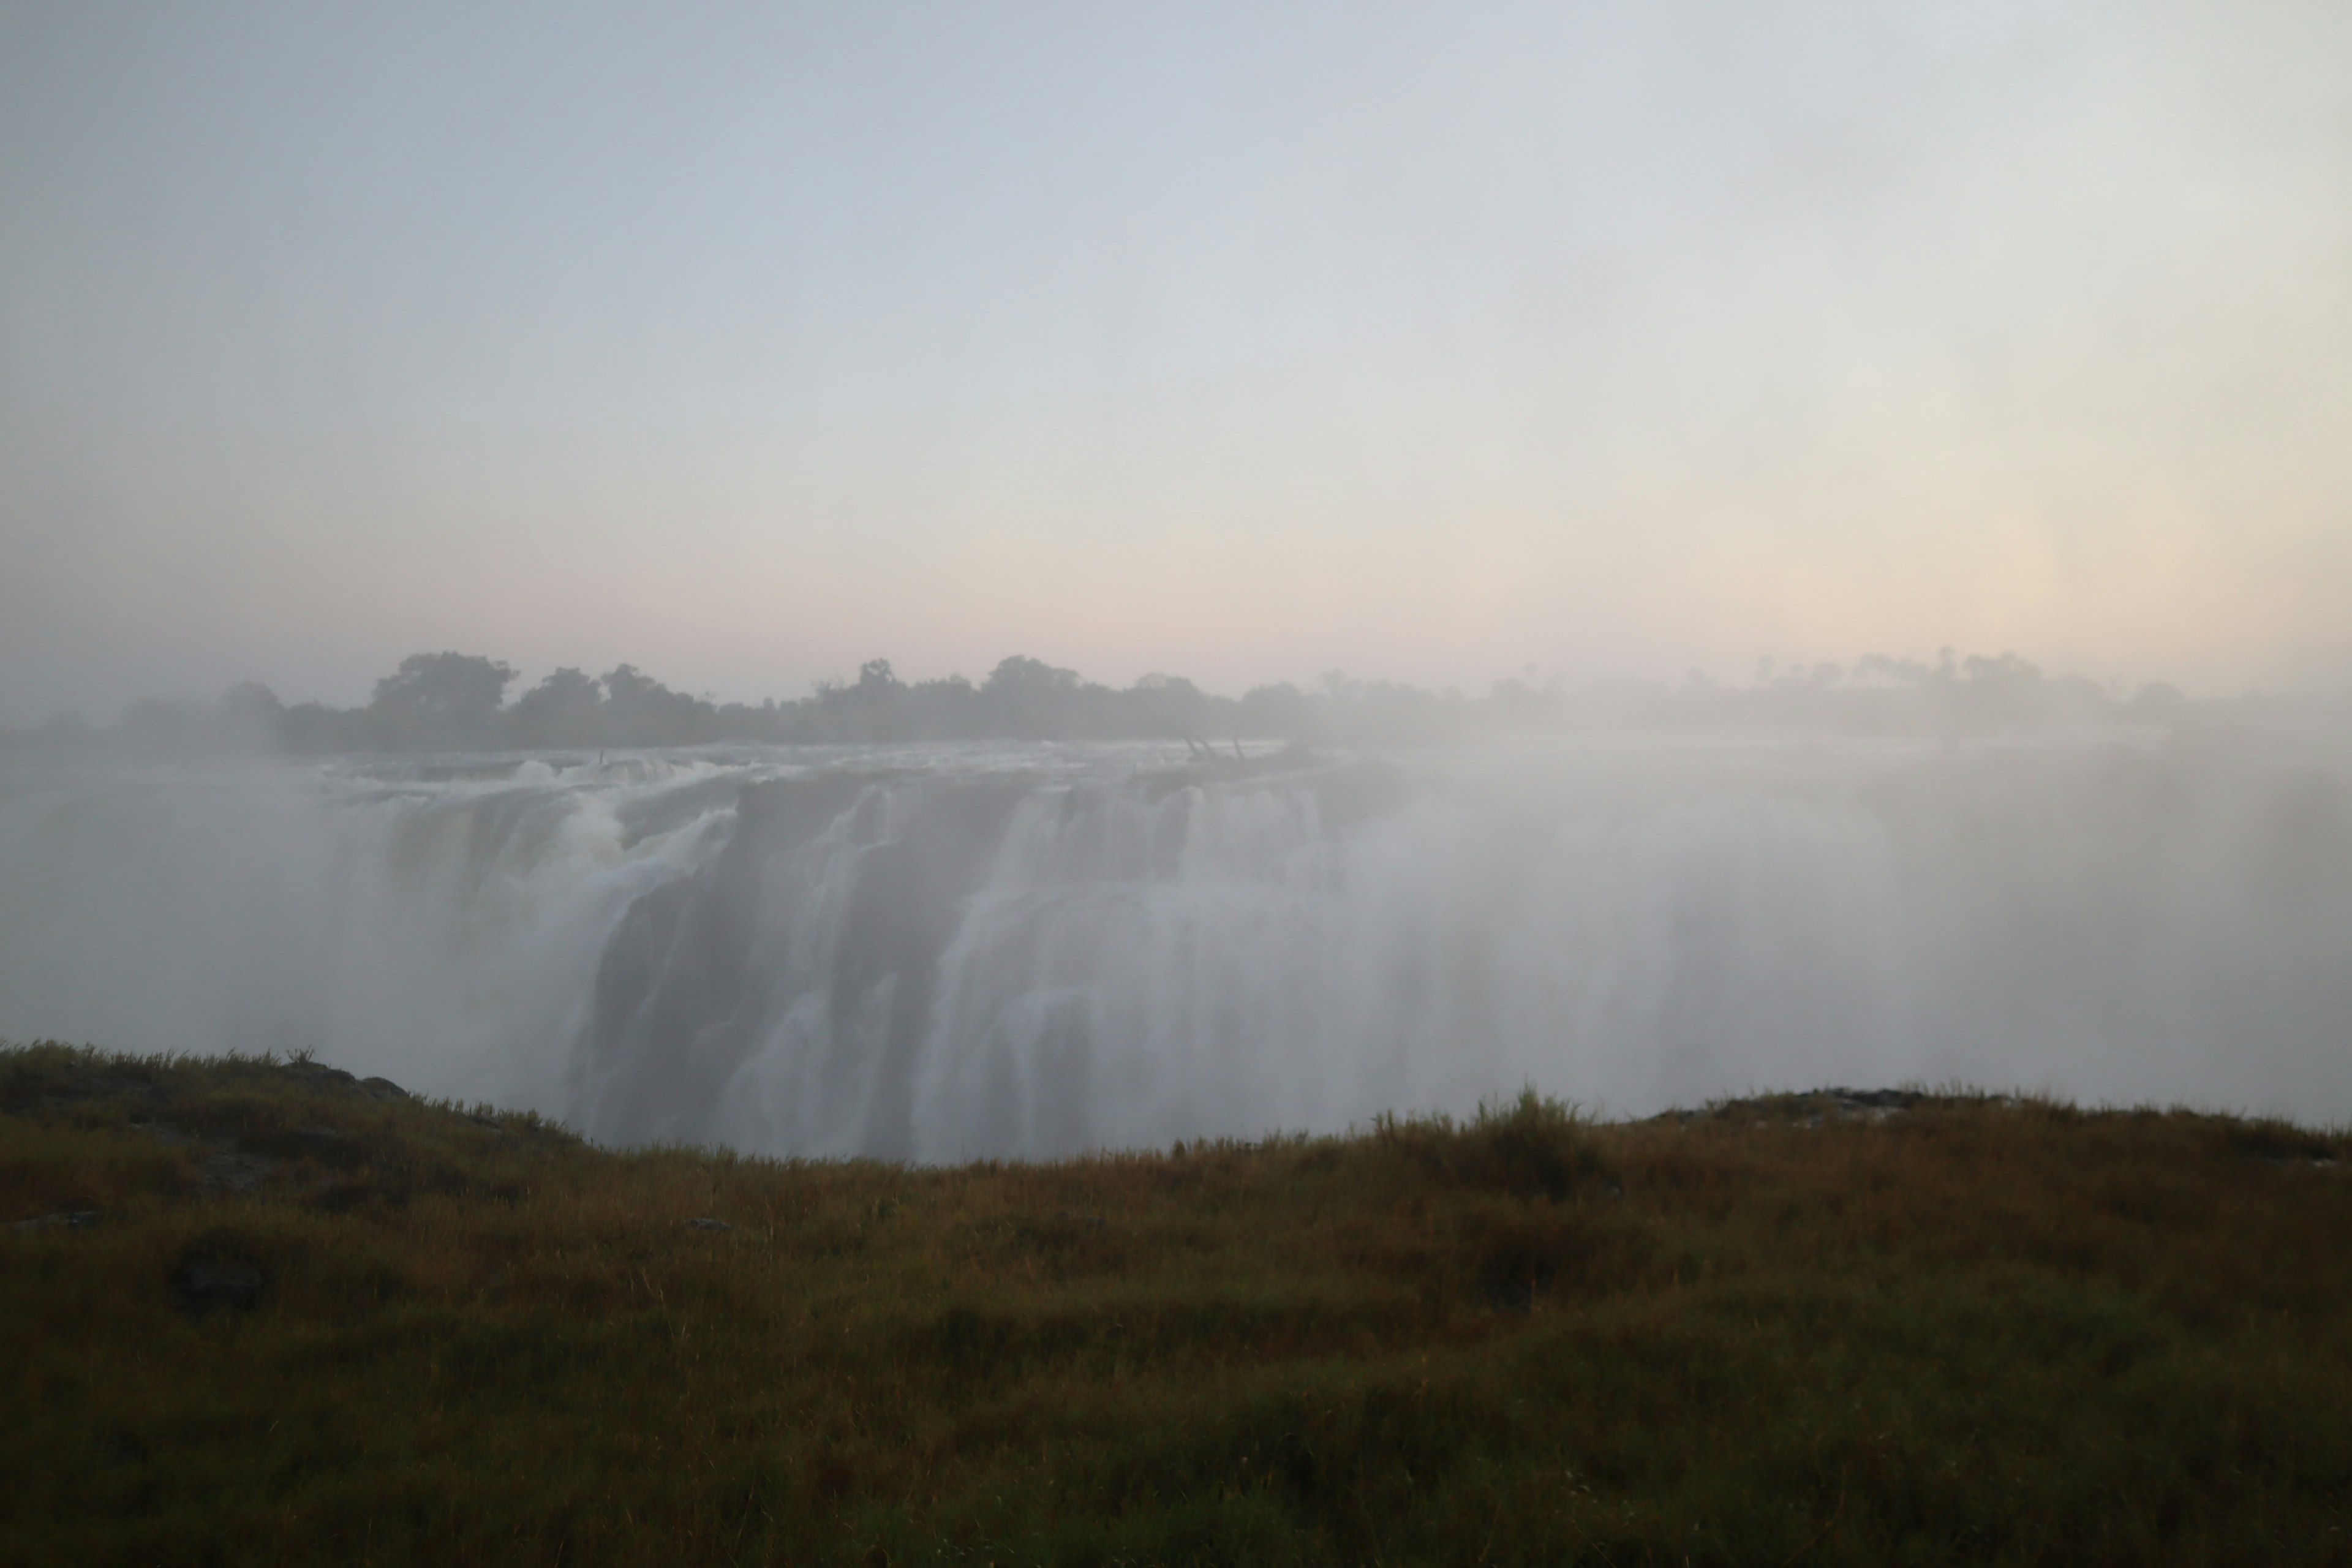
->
[170,1254,267,1319]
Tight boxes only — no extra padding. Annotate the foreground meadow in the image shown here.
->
[4,1042,2348,1567]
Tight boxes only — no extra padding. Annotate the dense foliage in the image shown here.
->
[12,648,2207,753]
[6,1044,2348,1566]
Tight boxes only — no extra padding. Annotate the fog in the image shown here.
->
[3,6,2348,1149]
[4,2,2351,718]
[4,716,2348,1156]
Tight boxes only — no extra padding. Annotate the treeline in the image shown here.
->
[252,655,1302,752]
[14,649,2218,756]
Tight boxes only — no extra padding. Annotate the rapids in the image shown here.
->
[1,733,2346,1158]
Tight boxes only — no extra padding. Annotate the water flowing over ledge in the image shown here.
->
[3,733,2348,1159]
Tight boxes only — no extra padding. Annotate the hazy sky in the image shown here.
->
[3,1,2348,722]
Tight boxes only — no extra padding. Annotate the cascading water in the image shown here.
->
[1,732,2346,1158]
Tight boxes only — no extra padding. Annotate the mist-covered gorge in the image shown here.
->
[1,733,2347,1159]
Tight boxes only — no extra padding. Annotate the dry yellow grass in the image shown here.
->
[4,1042,2349,1566]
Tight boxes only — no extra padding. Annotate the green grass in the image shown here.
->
[4,1042,2350,1566]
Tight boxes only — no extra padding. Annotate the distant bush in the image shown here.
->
[1374,1087,1615,1200]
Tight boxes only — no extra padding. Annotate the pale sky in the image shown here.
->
[2,1,2348,722]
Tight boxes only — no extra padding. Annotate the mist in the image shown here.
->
[4,695,2349,1155]
[2,5,2348,1153]
[5,2,2351,723]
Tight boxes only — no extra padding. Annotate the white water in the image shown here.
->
[2,733,2347,1156]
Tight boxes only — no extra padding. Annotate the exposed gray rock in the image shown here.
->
[200,1149,274,1193]
[284,1060,408,1101]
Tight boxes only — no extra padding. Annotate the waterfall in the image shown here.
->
[2,733,2346,1158]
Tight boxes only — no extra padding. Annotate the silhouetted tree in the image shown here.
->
[366,653,516,748]
[982,655,1084,739]
[602,664,712,745]
[1126,673,1210,741]
[510,667,605,748]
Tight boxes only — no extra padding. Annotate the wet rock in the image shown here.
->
[171,1254,268,1319]
[684,1217,733,1232]
[10,1210,98,1231]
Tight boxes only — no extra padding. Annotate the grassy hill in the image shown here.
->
[4,1041,2349,1566]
